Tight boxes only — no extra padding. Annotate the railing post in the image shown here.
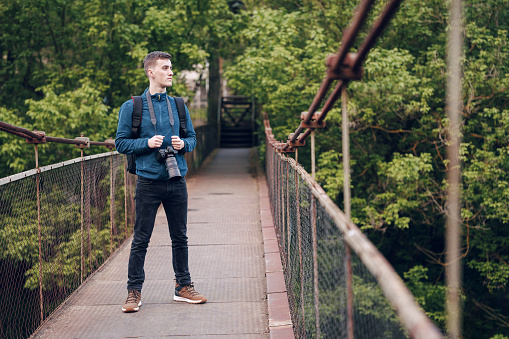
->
[342,84,355,339]
[311,130,316,179]
[75,135,89,283]
[281,156,286,255]
[110,150,114,254]
[278,153,283,241]
[311,195,320,338]
[104,139,115,254]
[80,149,84,284]
[446,0,464,337]
[26,130,47,325]
[87,168,92,274]
[286,159,291,280]
[274,148,277,226]
[295,166,305,333]
[35,144,44,325]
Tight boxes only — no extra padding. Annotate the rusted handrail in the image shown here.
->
[286,0,403,150]
[298,0,376,130]
[0,121,44,140]
[354,0,404,70]
[330,0,377,72]
[0,125,30,139]
[0,120,115,148]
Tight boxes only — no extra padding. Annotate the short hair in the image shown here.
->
[143,51,172,76]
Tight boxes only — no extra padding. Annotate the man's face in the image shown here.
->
[149,59,173,88]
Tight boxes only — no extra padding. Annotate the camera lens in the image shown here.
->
[165,155,181,180]
[154,146,181,180]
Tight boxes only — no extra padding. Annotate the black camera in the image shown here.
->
[155,146,181,180]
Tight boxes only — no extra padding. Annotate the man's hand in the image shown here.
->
[148,135,165,148]
[171,136,185,150]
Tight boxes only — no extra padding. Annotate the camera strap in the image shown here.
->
[145,93,175,135]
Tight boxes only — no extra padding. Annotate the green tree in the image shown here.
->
[0,0,243,178]
[224,0,509,337]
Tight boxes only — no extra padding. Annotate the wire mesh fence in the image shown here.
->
[0,152,135,339]
[266,144,422,338]
[0,120,217,339]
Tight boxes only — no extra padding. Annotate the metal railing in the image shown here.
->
[265,122,442,339]
[260,0,464,337]
[0,152,135,339]
[0,120,217,339]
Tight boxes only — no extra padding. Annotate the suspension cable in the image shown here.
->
[0,120,114,148]
[285,0,404,151]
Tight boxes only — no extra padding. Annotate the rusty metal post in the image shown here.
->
[446,0,464,337]
[280,157,285,253]
[86,164,94,273]
[110,150,114,254]
[286,160,291,280]
[282,157,287,256]
[274,150,278,227]
[75,135,89,281]
[275,152,279,230]
[103,138,116,254]
[311,130,316,179]
[342,85,355,339]
[35,144,44,324]
[80,149,84,284]
[274,148,277,214]
[275,152,279,233]
[295,166,305,332]
[26,131,47,325]
[87,170,92,274]
[279,155,283,243]
[311,195,320,338]
[341,86,351,220]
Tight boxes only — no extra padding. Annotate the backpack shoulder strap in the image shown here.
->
[174,97,187,138]
[131,96,143,137]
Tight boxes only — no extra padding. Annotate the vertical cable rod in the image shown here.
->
[342,85,355,339]
[35,144,44,324]
[110,151,114,254]
[80,149,84,284]
[445,0,464,337]
[311,131,316,179]
[311,195,320,338]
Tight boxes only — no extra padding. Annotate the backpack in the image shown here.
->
[126,96,187,174]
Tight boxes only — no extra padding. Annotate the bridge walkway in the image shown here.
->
[33,148,289,338]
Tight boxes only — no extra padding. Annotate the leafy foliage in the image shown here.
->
[1,0,509,337]
[225,0,509,337]
[0,0,242,177]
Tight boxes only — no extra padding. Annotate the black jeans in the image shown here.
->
[127,176,191,291]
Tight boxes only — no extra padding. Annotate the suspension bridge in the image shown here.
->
[0,0,468,337]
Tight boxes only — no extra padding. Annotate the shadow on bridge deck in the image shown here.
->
[32,148,285,338]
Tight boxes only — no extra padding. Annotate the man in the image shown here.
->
[115,51,206,313]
